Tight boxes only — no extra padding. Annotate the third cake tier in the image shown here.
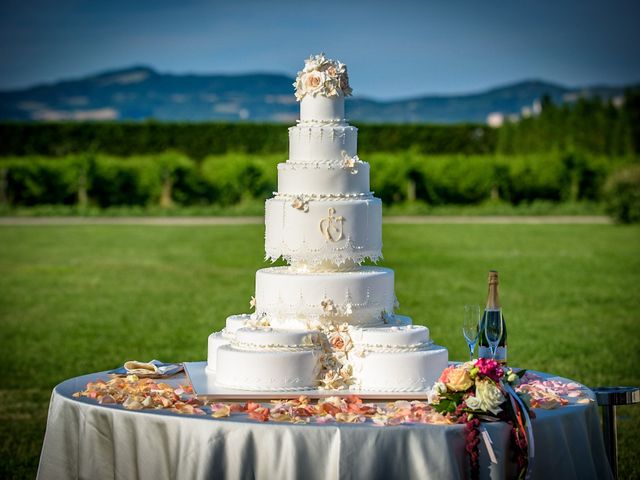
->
[265,197,381,266]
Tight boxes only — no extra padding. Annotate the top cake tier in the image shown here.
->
[299,94,345,123]
[294,53,352,124]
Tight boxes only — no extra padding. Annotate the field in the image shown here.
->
[1,223,639,478]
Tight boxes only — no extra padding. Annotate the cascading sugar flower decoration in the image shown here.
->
[291,195,310,212]
[320,297,336,314]
[340,302,353,316]
[317,322,356,390]
[341,151,360,174]
[320,298,353,317]
[294,53,353,101]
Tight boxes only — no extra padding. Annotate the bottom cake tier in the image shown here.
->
[348,323,449,392]
[209,316,449,393]
[215,327,321,391]
[350,345,448,392]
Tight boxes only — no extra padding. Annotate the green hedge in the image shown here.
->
[603,164,640,223]
[0,122,495,159]
[368,152,633,205]
[0,152,635,209]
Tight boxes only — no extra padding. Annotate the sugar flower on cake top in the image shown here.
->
[294,53,353,101]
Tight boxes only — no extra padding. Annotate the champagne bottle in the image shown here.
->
[478,270,508,363]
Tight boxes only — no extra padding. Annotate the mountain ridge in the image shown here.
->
[0,66,634,124]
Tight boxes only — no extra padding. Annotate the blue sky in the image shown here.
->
[1,0,639,99]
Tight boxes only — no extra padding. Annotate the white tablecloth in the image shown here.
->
[37,371,613,480]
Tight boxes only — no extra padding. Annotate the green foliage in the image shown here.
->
[368,152,635,206]
[89,155,161,207]
[603,164,640,223]
[1,152,636,210]
[496,92,637,156]
[0,122,289,159]
[0,122,496,158]
[1,156,79,206]
[200,153,279,205]
[357,124,496,155]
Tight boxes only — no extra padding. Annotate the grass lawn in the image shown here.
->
[1,223,639,479]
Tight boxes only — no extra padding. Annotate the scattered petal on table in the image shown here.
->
[212,404,231,418]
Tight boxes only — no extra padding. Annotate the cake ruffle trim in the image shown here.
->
[265,252,382,267]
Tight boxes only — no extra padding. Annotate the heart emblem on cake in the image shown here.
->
[319,207,345,242]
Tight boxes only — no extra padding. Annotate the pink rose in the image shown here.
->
[475,358,504,382]
[438,365,455,384]
[330,334,345,350]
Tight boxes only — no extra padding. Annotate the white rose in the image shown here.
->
[434,381,447,395]
[304,53,327,72]
[465,395,482,410]
[427,386,441,405]
[294,76,305,101]
[475,379,504,415]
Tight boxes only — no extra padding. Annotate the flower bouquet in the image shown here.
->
[428,359,534,480]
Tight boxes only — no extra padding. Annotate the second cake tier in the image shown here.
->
[254,266,395,329]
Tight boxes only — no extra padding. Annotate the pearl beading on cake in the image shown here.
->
[353,341,434,353]
[296,119,347,126]
[230,340,322,352]
[274,192,373,201]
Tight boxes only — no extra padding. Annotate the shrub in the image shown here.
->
[507,154,566,203]
[603,164,640,223]
[89,156,161,207]
[200,154,278,205]
[1,157,78,206]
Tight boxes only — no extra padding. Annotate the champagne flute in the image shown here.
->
[484,309,503,359]
[462,305,480,361]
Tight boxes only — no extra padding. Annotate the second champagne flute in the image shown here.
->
[484,308,504,360]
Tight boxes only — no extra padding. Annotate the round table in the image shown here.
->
[36,370,613,480]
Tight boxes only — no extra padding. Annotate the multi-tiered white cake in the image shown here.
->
[207,54,448,392]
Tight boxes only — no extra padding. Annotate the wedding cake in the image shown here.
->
[207,54,448,392]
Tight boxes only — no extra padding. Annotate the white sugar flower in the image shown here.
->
[304,53,327,72]
[321,298,335,314]
[302,71,327,96]
[291,195,309,212]
[341,303,353,316]
[293,77,305,101]
[341,152,360,173]
[249,296,256,309]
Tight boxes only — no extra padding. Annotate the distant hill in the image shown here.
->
[0,66,633,124]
